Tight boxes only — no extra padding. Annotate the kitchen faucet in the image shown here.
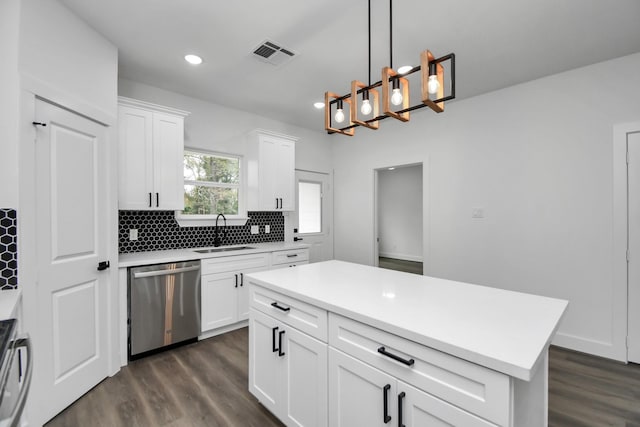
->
[213,213,228,247]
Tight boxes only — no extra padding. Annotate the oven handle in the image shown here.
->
[133,265,200,279]
[8,334,33,427]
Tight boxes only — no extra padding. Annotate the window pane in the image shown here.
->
[183,185,238,215]
[299,181,322,233]
[184,152,239,184]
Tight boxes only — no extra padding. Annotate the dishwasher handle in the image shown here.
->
[133,265,200,279]
[8,335,33,427]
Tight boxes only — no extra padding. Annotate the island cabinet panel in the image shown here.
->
[249,284,327,341]
[328,313,510,426]
[249,308,327,427]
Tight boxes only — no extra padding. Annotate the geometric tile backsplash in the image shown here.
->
[0,209,18,290]
[119,210,285,253]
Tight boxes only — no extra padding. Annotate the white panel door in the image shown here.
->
[294,170,333,262]
[201,272,237,332]
[627,130,640,363]
[329,348,397,427]
[34,99,110,422]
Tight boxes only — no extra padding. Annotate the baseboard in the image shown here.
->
[199,320,248,340]
[552,331,627,362]
[379,252,423,263]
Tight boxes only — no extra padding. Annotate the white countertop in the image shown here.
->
[246,260,568,381]
[0,289,21,320]
[118,242,310,268]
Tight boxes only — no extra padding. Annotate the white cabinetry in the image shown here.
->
[118,97,189,210]
[246,130,297,211]
[201,253,269,333]
[249,286,327,427]
[271,248,309,269]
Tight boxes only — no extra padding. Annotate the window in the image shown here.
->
[181,150,241,217]
[298,181,322,233]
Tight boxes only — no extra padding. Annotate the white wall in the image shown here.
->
[0,0,21,207]
[378,165,423,261]
[332,52,640,361]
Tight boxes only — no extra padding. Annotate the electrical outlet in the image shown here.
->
[129,229,138,241]
[472,207,485,218]
[265,224,270,234]
[250,225,259,234]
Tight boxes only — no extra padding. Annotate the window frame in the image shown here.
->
[175,149,248,227]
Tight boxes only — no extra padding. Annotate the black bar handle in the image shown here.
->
[398,391,406,427]
[240,272,244,286]
[149,192,152,207]
[383,384,391,423]
[235,274,238,288]
[272,326,279,352]
[378,347,415,366]
[293,237,304,242]
[271,302,291,312]
[279,198,283,209]
[156,192,159,207]
[278,330,286,357]
[32,121,47,127]
[97,261,110,271]
[286,254,298,258]
[275,198,279,209]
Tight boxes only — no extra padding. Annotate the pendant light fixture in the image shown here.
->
[324,0,456,136]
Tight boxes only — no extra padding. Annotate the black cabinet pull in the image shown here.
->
[148,192,152,207]
[378,347,415,366]
[156,192,159,207]
[278,330,286,356]
[286,254,298,258]
[271,302,291,312]
[97,261,110,271]
[272,327,279,352]
[235,274,238,288]
[398,391,406,427]
[275,198,279,209]
[279,198,283,209]
[240,273,244,286]
[383,384,391,423]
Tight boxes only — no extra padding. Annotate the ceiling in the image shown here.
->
[58,0,640,132]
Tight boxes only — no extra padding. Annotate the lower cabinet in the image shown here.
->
[328,348,498,427]
[249,308,328,427]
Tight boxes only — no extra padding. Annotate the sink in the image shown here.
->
[194,246,255,254]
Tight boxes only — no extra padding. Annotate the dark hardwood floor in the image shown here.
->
[379,256,423,275]
[45,328,640,426]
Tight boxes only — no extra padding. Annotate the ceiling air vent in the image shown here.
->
[252,40,298,66]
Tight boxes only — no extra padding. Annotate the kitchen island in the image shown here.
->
[246,260,568,427]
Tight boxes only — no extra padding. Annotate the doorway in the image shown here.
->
[374,163,423,275]
[293,170,333,263]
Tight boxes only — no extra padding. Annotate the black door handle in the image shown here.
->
[378,347,415,366]
[398,391,406,427]
[278,330,285,357]
[240,273,244,286]
[275,198,279,209]
[272,327,279,352]
[271,302,291,312]
[156,192,159,207]
[148,192,152,207]
[97,261,110,271]
[293,237,303,241]
[279,198,283,209]
[235,274,238,288]
[383,384,391,423]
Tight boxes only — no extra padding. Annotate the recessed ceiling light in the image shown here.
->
[388,167,395,170]
[313,102,325,109]
[184,54,203,65]
[397,65,413,74]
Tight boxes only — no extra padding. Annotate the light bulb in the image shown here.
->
[391,88,403,106]
[361,99,372,115]
[428,75,440,96]
[335,108,345,123]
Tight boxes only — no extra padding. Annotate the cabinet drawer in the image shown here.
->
[270,261,309,270]
[271,249,309,266]
[201,253,269,275]
[250,285,327,342]
[329,314,510,426]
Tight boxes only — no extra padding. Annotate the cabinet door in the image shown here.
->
[237,266,268,321]
[329,348,397,427]
[276,139,295,211]
[201,272,238,332]
[118,106,153,210]
[249,309,283,417]
[152,112,185,210]
[282,327,328,427]
[258,135,280,210]
[400,382,497,427]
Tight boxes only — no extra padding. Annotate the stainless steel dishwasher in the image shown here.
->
[128,260,201,358]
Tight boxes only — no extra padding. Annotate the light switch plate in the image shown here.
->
[250,225,259,234]
[129,229,138,241]
[265,224,270,234]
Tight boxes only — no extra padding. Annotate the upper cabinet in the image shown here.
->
[246,130,297,211]
[118,97,190,210]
